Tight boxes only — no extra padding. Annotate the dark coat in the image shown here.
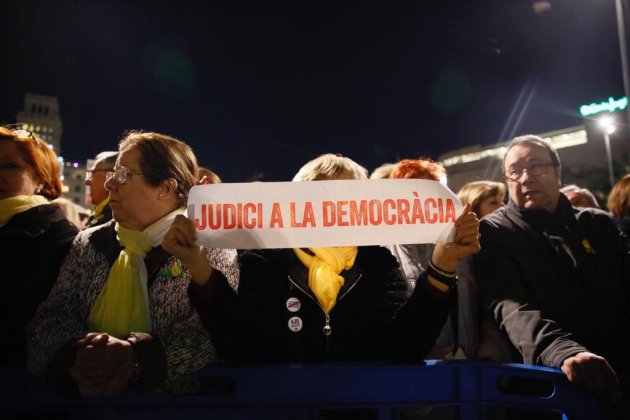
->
[475,195,630,387]
[192,246,452,364]
[84,202,112,229]
[613,216,630,249]
[0,204,78,366]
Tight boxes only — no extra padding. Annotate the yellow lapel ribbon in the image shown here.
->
[293,246,358,315]
[0,195,49,227]
[89,223,153,338]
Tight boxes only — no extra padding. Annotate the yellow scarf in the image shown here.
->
[92,197,110,220]
[88,208,184,338]
[293,247,358,315]
[0,195,49,227]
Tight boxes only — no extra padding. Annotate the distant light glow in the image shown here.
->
[599,116,616,134]
[533,2,552,15]
[73,162,79,168]
[579,96,628,116]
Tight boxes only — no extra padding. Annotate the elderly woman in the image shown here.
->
[165,153,480,364]
[27,131,238,397]
[0,127,78,366]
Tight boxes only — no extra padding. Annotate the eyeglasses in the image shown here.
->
[504,162,555,182]
[85,169,110,182]
[12,129,36,140]
[106,165,144,185]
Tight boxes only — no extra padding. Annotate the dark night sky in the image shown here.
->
[1,0,624,182]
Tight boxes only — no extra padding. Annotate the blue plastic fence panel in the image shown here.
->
[0,362,607,420]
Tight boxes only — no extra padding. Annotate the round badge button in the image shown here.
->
[288,316,303,332]
[286,297,301,312]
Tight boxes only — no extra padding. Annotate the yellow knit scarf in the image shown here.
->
[293,246,358,315]
[88,224,153,338]
[0,195,49,227]
[88,208,184,338]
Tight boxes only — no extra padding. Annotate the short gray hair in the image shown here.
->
[503,135,561,170]
[92,151,118,170]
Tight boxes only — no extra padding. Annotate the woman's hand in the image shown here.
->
[162,215,214,285]
[431,203,480,272]
[69,333,133,398]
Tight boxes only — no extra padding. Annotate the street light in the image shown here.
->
[598,115,617,189]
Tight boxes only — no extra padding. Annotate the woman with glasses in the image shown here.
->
[0,127,78,366]
[27,131,239,398]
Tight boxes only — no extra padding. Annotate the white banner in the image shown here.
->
[187,179,462,249]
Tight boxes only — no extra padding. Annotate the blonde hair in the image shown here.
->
[457,181,506,216]
[292,153,368,181]
[607,174,630,217]
[369,163,395,179]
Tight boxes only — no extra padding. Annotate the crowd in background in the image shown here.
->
[1,126,630,418]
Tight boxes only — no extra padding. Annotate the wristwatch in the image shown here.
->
[125,332,142,383]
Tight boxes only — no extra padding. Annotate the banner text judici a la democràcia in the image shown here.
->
[187,179,461,249]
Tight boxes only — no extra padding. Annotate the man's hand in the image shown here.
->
[561,351,623,402]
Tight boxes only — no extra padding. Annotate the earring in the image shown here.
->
[35,185,43,194]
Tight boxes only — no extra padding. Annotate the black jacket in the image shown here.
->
[0,204,78,366]
[475,195,630,385]
[192,246,452,364]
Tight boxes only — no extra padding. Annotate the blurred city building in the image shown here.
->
[15,93,87,205]
[440,121,630,195]
[16,93,63,151]
[62,161,88,206]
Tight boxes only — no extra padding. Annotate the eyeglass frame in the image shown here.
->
[4,128,49,152]
[106,165,145,185]
[504,162,556,182]
[85,168,111,182]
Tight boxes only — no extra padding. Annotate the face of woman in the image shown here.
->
[0,141,41,200]
[477,192,505,218]
[104,147,172,231]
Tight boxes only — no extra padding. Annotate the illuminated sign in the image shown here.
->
[579,96,628,116]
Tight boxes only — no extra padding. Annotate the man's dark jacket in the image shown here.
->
[475,194,630,389]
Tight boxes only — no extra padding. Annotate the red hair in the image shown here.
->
[0,127,62,200]
[390,158,446,181]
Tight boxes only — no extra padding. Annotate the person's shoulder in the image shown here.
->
[574,206,619,229]
[575,206,613,221]
[480,206,509,228]
[8,204,77,237]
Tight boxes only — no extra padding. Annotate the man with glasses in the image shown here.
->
[84,151,118,228]
[475,135,630,406]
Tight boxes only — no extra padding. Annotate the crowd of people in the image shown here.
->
[1,126,629,417]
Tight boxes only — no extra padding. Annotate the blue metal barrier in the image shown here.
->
[0,361,607,419]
